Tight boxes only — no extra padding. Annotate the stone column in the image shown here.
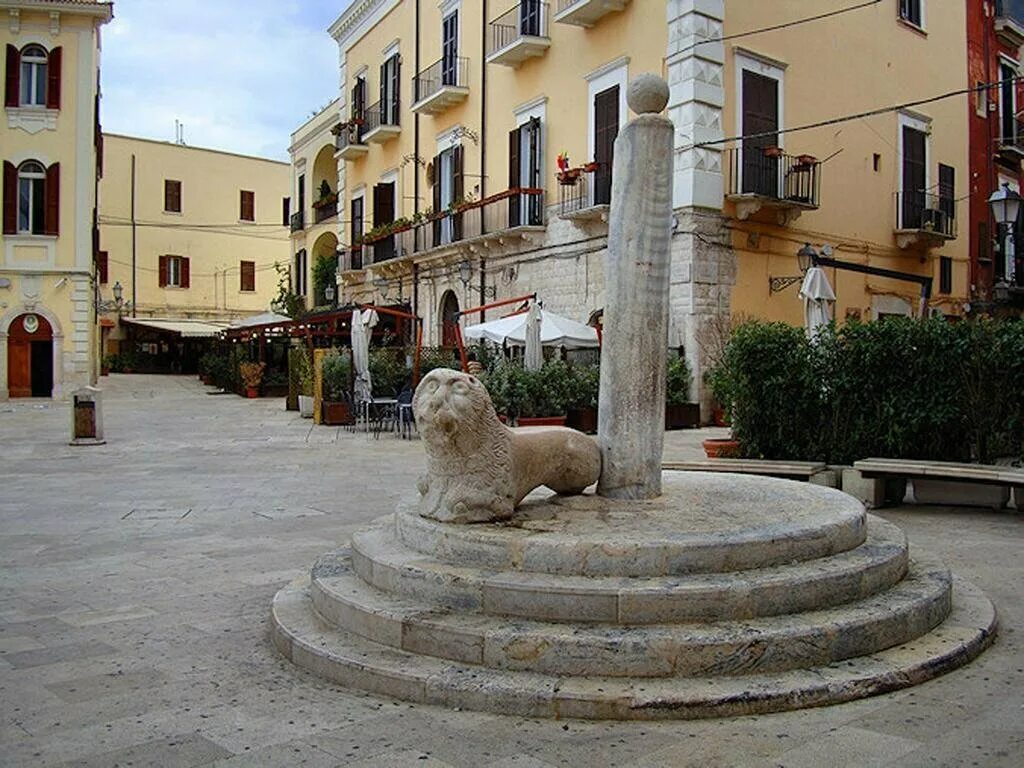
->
[597,76,674,501]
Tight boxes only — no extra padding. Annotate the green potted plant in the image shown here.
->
[321,349,355,425]
[566,364,600,434]
[239,362,265,399]
[286,347,303,410]
[518,360,571,427]
[665,353,700,430]
[292,348,314,417]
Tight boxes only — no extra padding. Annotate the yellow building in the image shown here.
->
[98,134,290,372]
[311,1,970,412]
[1,0,112,399]
[288,98,342,311]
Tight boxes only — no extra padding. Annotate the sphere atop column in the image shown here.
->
[627,74,669,115]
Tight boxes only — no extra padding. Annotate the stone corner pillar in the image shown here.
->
[597,75,675,501]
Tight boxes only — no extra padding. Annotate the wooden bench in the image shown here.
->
[849,458,1024,510]
[663,459,837,487]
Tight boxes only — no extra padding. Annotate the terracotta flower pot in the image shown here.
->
[245,386,259,399]
[517,415,568,427]
[703,438,741,459]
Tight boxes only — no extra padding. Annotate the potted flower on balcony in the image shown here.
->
[239,362,266,399]
[665,354,701,430]
[321,349,355,426]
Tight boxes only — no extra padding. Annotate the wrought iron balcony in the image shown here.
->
[335,122,368,160]
[486,2,551,68]
[313,193,338,225]
[362,99,401,144]
[557,168,609,221]
[998,117,1024,158]
[554,0,629,27]
[289,211,304,233]
[412,56,470,115]
[894,191,957,248]
[725,147,821,225]
[996,0,1024,47]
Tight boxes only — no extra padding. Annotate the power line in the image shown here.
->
[683,0,883,54]
[691,77,1020,149]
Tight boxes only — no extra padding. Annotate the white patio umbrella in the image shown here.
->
[351,308,379,401]
[799,266,836,340]
[524,301,544,371]
[464,308,599,349]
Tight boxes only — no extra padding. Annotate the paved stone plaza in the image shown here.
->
[1,375,1021,767]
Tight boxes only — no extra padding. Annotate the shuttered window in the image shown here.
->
[939,256,952,295]
[97,251,108,285]
[240,190,255,221]
[164,179,182,213]
[159,255,190,288]
[899,0,922,28]
[240,260,256,292]
[282,197,291,226]
[6,44,62,109]
[294,249,307,296]
[380,54,401,125]
[593,85,619,206]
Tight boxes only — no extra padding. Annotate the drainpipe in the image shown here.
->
[481,0,488,200]
[414,0,422,322]
[130,153,137,317]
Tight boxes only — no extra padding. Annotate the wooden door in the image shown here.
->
[741,70,779,197]
[7,313,53,398]
[593,86,619,206]
[902,127,926,229]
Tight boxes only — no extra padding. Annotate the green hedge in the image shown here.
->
[710,318,1024,464]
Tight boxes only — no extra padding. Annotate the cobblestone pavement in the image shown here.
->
[1,375,1021,767]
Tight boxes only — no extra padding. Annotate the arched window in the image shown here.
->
[18,161,46,234]
[19,45,48,107]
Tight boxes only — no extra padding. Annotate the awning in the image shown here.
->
[228,311,292,329]
[121,318,229,338]
[464,309,600,349]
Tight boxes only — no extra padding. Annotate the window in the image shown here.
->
[509,117,543,227]
[442,11,459,86]
[282,197,291,226]
[939,256,952,295]
[240,260,255,292]
[430,147,461,247]
[899,116,929,229]
[294,249,307,296]
[159,255,189,288]
[164,179,181,213]
[350,195,364,270]
[97,251,108,285]
[899,0,923,28]
[380,54,401,125]
[374,181,398,258]
[19,45,47,107]
[3,160,57,235]
[240,190,255,222]
[351,77,367,140]
[17,160,45,234]
[1000,61,1018,146]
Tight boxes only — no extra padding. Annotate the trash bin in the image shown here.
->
[69,386,106,446]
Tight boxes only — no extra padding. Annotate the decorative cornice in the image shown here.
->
[328,0,383,42]
[0,1,113,24]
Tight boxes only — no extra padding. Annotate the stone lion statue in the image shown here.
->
[413,368,602,524]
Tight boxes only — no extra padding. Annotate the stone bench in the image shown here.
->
[663,459,837,487]
[847,458,1024,510]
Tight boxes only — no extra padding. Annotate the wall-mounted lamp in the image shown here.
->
[96,280,132,314]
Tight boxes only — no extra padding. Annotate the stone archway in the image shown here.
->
[0,304,65,400]
[439,290,460,347]
[311,230,340,306]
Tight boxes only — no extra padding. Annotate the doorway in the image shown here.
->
[8,313,54,398]
[439,290,460,347]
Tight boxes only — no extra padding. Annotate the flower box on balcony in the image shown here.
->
[762,146,784,158]
[312,193,338,210]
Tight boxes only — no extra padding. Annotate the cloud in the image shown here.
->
[101,0,350,160]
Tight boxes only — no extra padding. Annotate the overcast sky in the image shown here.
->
[101,1,351,161]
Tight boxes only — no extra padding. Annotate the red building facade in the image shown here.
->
[968,0,1024,312]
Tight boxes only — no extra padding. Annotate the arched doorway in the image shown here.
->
[8,313,54,397]
[311,231,339,306]
[439,290,460,347]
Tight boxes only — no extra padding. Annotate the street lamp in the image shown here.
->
[324,283,336,308]
[96,280,131,314]
[796,243,818,274]
[989,183,1022,285]
[458,261,473,288]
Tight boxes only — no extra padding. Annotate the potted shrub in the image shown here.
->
[518,360,571,427]
[101,354,115,377]
[704,348,741,458]
[566,364,600,434]
[286,348,303,411]
[292,349,315,417]
[321,349,355,426]
[665,354,700,430]
[239,362,265,398]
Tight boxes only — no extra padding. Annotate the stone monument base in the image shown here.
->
[271,473,995,720]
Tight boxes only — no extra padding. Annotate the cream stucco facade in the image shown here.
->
[98,134,290,345]
[298,0,970,414]
[1,0,112,399]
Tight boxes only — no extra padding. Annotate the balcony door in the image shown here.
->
[373,182,395,262]
[593,85,619,206]
[741,70,779,197]
[352,77,367,140]
[380,55,400,125]
[350,195,364,270]
[442,12,459,86]
[520,0,542,36]
[432,145,464,246]
[901,126,926,229]
[509,117,542,227]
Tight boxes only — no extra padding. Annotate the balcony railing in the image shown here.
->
[557,168,609,219]
[996,0,1024,45]
[895,191,957,240]
[290,211,304,233]
[998,117,1024,155]
[487,2,550,66]
[313,193,338,224]
[362,99,400,142]
[412,56,470,113]
[360,188,545,266]
[335,123,368,159]
[726,147,821,208]
[348,244,363,272]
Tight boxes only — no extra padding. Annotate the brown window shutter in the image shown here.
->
[44,162,60,236]
[97,251,108,284]
[282,197,290,226]
[46,47,61,110]
[4,45,18,108]
[508,129,521,189]
[181,257,190,288]
[453,146,464,201]
[240,190,254,221]
[158,255,168,287]
[240,260,255,292]
[2,161,16,235]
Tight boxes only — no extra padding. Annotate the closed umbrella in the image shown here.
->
[799,267,836,340]
[524,301,543,371]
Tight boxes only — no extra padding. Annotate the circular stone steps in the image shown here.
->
[348,515,909,623]
[272,574,996,721]
[310,550,949,678]
[395,472,868,577]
